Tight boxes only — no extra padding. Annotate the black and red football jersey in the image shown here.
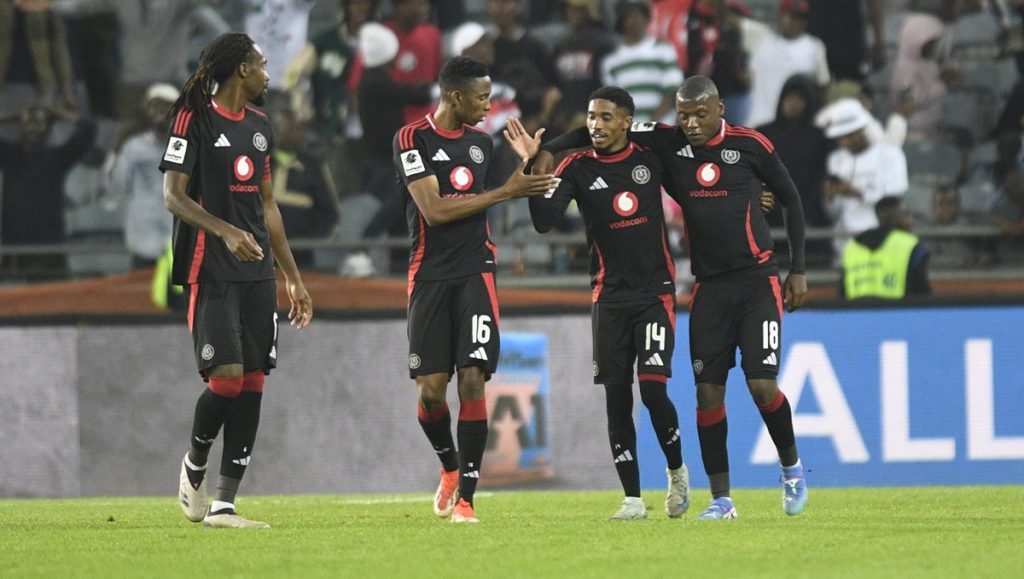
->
[393,115,496,282]
[628,120,805,281]
[159,100,275,285]
[530,143,676,303]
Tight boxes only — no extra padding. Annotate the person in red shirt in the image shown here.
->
[385,0,442,124]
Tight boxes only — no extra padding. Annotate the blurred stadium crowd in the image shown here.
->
[0,0,1022,290]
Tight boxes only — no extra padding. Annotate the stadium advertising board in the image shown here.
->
[636,306,1024,488]
[483,333,554,484]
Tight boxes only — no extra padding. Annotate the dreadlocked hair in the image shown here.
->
[169,33,256,118]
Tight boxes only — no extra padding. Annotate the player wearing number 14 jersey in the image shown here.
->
[525,87,690,521]
[393,56,557,523]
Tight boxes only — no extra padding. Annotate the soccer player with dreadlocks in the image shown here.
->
[163,33,313,529]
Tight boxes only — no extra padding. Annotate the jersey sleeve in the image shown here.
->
[756,147,807,273]
[159,108,200,176]
[529,159,577,233]
[627,121,672,149]
[393,128,435,186]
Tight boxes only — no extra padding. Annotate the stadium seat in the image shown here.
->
[904,139,963,187]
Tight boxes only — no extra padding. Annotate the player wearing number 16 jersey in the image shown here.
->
[393,56,557,524]
[525,87,689,521]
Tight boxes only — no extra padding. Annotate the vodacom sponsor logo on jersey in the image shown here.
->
[690,162,728,198]
[230,155,260,192]
[450,166,474,191]
[609,191,648,229]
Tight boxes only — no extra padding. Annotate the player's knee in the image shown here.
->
[696,382,726,409]
[416,377,448,410]
[242,371,265,393]
[746,378,778,406]
[208,376,244,398]
[456,367,486,399]
[639,378,669,408]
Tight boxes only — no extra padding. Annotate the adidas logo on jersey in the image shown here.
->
[432,149,451,161]
[644,353,665,366]
[469,347,488,361]
[589,176,609,190]
[214,134,231,147]
[763,352,778,366]
[614,450,634,463]
[676,145,694,158]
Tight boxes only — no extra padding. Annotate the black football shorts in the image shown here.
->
[186,279,278,377]
[407,273,500,379]
[592,294,676,385]
[688,272,784,384]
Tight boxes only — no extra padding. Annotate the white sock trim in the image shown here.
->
[210,500,234,513]
[184,455,207,471]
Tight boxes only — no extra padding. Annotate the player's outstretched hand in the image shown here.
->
[287,279,313,329]
[223,226,264,262]
[503,158,559,198]
[503,117,545,162]
[784,272,807,312]
[759,188,775,213]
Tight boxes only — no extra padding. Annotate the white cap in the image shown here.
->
[823,98,873,139]
[359,22,399,68]
[145,83,180,104]
[451,22,488,56]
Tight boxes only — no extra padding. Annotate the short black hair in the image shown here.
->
[589,86,635,116]
[439,56,490,94]
[874,196,905,219]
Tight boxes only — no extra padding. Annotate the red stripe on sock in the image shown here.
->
[242,371,265,393]
[459,399,488,421]
[758,390,785,414]
[638,373,667,384]
[697,405,726,427]
[417,402,449,423]
[208,376,243,398]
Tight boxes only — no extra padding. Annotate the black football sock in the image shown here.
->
[697,405,730,499]
[418,403,459,472]
[457,399,488,506]
[218,391,262,501]
[187,381,239,487]
[639,380,683,470]
[605,384,640,498]
[758,391,799,467]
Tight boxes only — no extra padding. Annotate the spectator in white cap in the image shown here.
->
[449,22,520,147]
[110,82,181,268]
[823,98,909,261]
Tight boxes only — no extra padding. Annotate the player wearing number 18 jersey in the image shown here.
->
[526,87,689,521]
[393,56,557,523]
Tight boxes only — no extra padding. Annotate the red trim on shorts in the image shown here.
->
[689,282,700,312]
[208,376,244,398]
[769,275,784,320]
[242,371,265,393]
[639,373,667,384]
[418,402,450,422]
[485,221,498,266]
[592,241,606,302]
[758,390,785,414]
[459,399,488,421]
[187,284,199,332]
[659,293,676,332]
[697,405,726,427]
[407,213,427,299]
[482,272,501,326]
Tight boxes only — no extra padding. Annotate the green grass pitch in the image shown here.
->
[2,486,1022,578]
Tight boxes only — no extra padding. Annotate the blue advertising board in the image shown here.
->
[635,306,1024,488]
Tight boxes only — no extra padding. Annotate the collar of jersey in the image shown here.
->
[425,113,464,139]
[701,119,728,148]
[210,97,245,121]
[586,142,634,163]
